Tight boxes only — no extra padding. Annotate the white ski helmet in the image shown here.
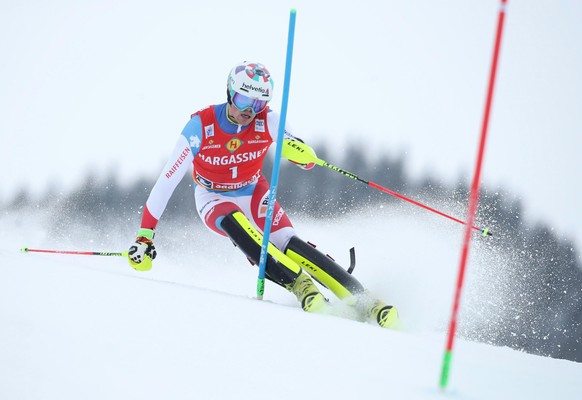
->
[227,61,274,110]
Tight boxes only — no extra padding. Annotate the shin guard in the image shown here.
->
[219,211,302,288]
[284,236,366,300]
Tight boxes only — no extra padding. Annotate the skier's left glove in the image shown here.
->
[283,138,316,170]
[128,228,156,271]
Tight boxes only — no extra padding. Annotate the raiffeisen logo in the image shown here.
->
[241,82,269,96]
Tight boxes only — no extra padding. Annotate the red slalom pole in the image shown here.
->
[440,0,508,390]
[21,247,127,257]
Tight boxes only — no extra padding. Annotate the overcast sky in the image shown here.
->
[1,0,581,250]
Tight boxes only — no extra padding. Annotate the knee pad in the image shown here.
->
[219,211,302,288]
[284,236,365,299]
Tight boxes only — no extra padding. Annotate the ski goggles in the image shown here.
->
[231,91,268,114]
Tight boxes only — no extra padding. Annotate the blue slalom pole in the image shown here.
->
[257,9,297,299]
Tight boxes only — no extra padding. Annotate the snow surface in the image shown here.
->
[1,209,581,400]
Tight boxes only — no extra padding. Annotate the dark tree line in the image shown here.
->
[3,142,581,363]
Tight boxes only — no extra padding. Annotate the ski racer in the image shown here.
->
[127,61,398,328]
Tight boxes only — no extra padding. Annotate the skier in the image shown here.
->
[127,61,398,328]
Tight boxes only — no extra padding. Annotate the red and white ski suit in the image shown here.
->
[139,102,301,250]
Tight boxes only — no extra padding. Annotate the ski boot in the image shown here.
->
[354,292,399,329]
[288,272,328,313]
[367,301,399,329]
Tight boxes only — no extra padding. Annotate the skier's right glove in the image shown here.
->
[128,228,156,271]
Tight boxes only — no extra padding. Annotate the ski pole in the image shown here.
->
[257,8,298,299]
[281,139,492,237]
[21,246,128,257]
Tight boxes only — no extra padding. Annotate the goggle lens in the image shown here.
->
[232,92,268,114]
